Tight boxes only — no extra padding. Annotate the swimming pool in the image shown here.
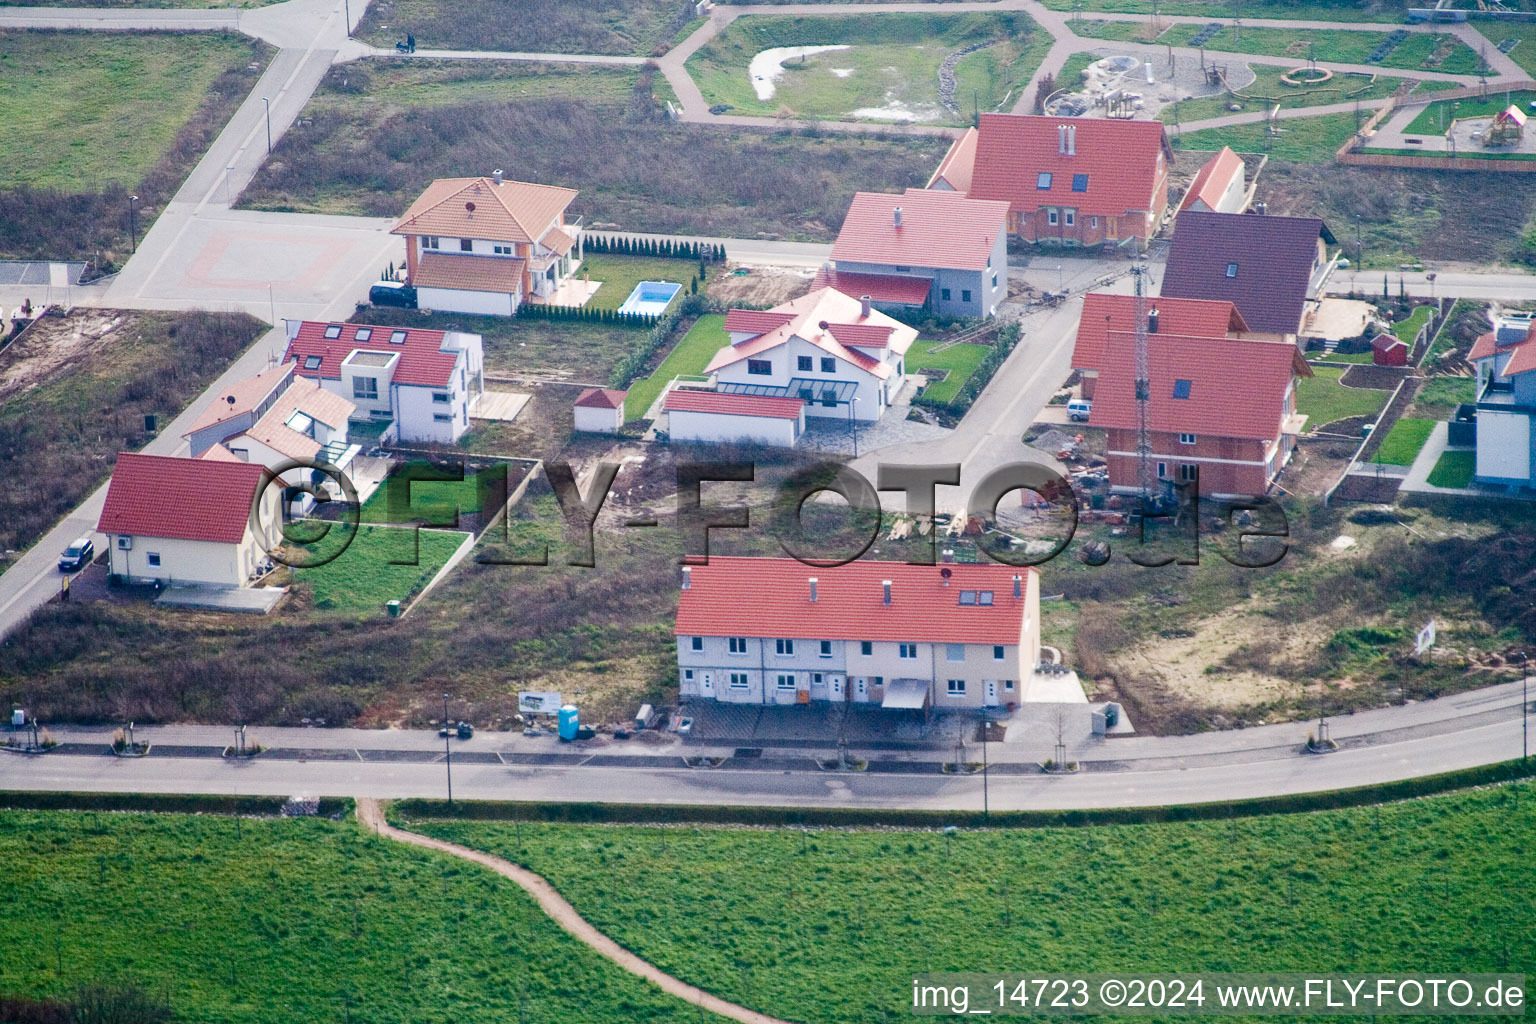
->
[618,280,682,316]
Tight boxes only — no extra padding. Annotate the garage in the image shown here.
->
[662,389,805,447]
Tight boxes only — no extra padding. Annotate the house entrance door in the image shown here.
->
[701,673,715,698]
[983,679,1000,707]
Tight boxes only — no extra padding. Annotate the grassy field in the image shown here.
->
[1412,374,1477,418]
[360,462,490,525]
[291,524,466,613]
[1475,24,1536,77]
[582,254,698,313]
[687,12,1049,124]
[1405,89,1536,134]
[0,810,732,1024]
[1296,365,1391,428]
[1046,0,1405,22]
[1156,23,1485,74]
[0,31,269,262]
[1160,66,1408,125]
[356,0,696,56]
[243,58,949,241]
[1392,303,1434,342]
[1371,416,1435,465]
[909,340,988,405]
[1428,448,1477,487]
[625,313,726,420]
[1176,110,1360,162]
[1066,17,1158,41]
[0,310,265,561]
[405,781,1536,1024]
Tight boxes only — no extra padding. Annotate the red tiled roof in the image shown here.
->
[1470,318,1536,372]
[1510,341,1536,375]
[1371,334,1408,352]
[704,287,916,379]
[1468,330,1499,362]
[813,268,933,306]
[968,114,1172,220]
[98,452,269,545]
[1089,331,1311,441]
[1161,211,1334,335]
[392,176,576,245]
[724,309,796,336]
[832,188,1009,272]
[825,322,895,348]
[664,389,804,420]
[199,444,245,462]
[674,556,1037,644]
[285,321,461,389]
[413,251,525,294]
[575,387,627,410]
[1071,292,1249,373]
[926,126,978,193]
[184,362,292,437]
[1178,146,1245,214]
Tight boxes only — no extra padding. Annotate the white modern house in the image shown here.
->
[392,173,586,316]
[98,453,282,588]
[661,287,914,446]
[1468,312,1536,491]
[283,320,484,444]
[674,557,1042,711]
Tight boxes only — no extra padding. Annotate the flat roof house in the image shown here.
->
[824,188,1010,318]
[1160,211,1336,338]
[98,452,281,588]
[930,114,1172,247]
[392,173,585,317]
[662,287,917,446]
[1070,292,1256,400]
[283,320,484,444]
[674,557,1042,711]
[1468,313,1536,491]
[1088,324,1312,499]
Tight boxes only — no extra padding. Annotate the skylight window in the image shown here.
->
[1072,173,1089,192]
[1173,379,1193,400]
[958,590,977,605]
[354,328,372,342]
[303,355,322,370]
[1225,263,1239,278]
[1036,172,1053,190]
[390,330,407,345]
[323,325,342,339]
[978,590,994,605]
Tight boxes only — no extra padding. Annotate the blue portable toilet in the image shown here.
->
[557,704,579,741]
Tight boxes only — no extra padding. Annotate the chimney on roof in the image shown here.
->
[860,295,871,319]
[1013,574,1022,599]
[1067,123,1076,156]
[1058,123,1067,154]
[1255,201,1267,215]
[882,579,892,605]
[809,577,818,603]
[1148,306,1159,334]
[493,168,504,185]
[893,206,902,228]
[681,566,692,590]
[942,548,954,564]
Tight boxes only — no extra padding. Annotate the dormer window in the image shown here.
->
[323,325,342,339]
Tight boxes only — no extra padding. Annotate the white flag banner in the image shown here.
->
[1416,619,1437,655]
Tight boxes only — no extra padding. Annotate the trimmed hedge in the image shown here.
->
[391,757,1536,830]
[515,303,658,328]
[609,293,720,391]
[582,235,724,262]
[0,790,353,818]
[913,321,1021,417]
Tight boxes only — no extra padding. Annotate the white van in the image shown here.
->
[1067,398,1092,422]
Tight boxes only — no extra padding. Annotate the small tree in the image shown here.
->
[1033,71,1056,115]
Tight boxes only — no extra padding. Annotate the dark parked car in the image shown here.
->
[369,280,417,309]
[58,536,94,572]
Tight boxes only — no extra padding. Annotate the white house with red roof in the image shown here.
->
[283,320,483,444]
[660,287,916,446]
[932,114,1172,247]
[98,453,282,588]
[1088,324,1312,498]
[823,188,1010,318]
[572,387,627,434]
[674,557,1042,710]
[1178,146,1247,215]
[1468,312,1536,490]
[184,362,358,476]
[392,172,585,317]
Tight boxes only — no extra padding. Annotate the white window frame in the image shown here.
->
[353,377,378,400]
[898,643,918,660]
[1064,210,1075,227]
[728,637,748,655]
[776,673,797,691]
[993,645,1005,661]
[819,640,832,658]
[775,638,794,656]
[729,672,750,689]
[1047,209,1059,226]
[946,679,966,696]
[1179,433,1197,445]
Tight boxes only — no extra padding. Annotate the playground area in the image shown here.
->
[1363,91,1536,157]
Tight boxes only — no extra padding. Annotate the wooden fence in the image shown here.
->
[1337,79,1536,172]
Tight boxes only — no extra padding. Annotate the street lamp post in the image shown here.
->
[263,97,272,154]
[443,693,453,805]
[344,0,351,37]
[129,195,139,252]
[1519,652,1529,761]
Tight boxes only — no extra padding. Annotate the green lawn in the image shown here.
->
[0,32,258,191]
[1391,303,1434,343]
[1160,66,1409,125]
[1474,24,1536,77]
[625,313,726,420]
[1412,374,1477,418]
[1427,448,1476,488]
[687,12,1048,124]
[404,781,1536,1024]
[1156,23,1485,74]
[0,810,730,1024]
[1047,0,1405,23]
[581,254,698,313]
[1296,364,1391,428]
[291,523,466,613]
[356,0,697,56]
[1371,416,1436,465]
[910,340,988,405]
[359,462,492,525]
[1176,110,1361,162]
[1053,51,1102,92]
[1313,349,1377,363]
[1406,89,1536,135]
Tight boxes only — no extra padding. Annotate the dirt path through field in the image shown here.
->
[355,798,794,1024]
